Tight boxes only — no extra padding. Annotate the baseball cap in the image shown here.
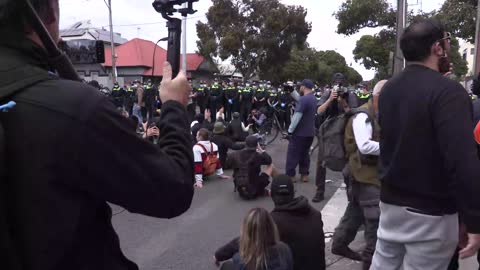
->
[300,79,314,90]
[245,135,259,149]
[271,175,294,197]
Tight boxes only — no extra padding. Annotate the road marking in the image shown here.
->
[321,186,348,243]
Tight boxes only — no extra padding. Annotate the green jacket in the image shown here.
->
[344,101,380,186]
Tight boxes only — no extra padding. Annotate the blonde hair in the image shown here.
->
[239,208,280,270]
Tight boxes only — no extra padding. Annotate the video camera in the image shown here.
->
[152,0,198,77]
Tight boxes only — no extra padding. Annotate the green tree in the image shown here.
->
[439,0,478,43]
[335,0,470,79]
[280,47,363,86]
[196,0,311,80]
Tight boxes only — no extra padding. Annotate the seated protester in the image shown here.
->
[144,117,161,144]
[227,135,274,200]
[211,122,245,169]
[193,128,230,188]
[230,112,251,142]
[248,108,267,133]
[214,208,293,270]
[270,175,326,270]
[191,110,213,143]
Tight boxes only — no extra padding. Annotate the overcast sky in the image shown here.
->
[60,0,445,80]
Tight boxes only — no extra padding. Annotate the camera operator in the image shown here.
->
[248,108,267,133]
[0,1,194,269]
[313,73,358,202]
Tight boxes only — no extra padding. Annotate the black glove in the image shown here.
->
[283,132,292,141]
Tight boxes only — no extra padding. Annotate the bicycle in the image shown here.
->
[257,106,288,146]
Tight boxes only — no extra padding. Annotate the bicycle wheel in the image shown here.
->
[264,121,280,145]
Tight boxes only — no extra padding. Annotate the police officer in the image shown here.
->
[209,78,223,122]
[194,81,209,115]
[124,82,136,116]
[0,1,194,268]
[240,81,254,122]
[254,81,267,110]
[143,79,159,120]
[111,82,125,109]
[186,79,196,122]
[224,80,239,122]
[356,84,371,106]
[278,83,293,131]
[267,86,279,119]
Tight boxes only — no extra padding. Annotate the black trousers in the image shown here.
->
[240,102,253,122]
[277,109,291,130]
[225,101,236,122]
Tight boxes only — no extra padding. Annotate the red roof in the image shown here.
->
[104,38,206,76]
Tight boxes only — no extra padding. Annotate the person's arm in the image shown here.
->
[215,145,224,176]
[241,122,250,132]
[214,238,240,262]
[317,90,336,114]
[226,137,245,151]
[256,114,267,126]
[288,112,303,134]
[352,113,380,155]
[77,99,194,218]
[433,84,480,234]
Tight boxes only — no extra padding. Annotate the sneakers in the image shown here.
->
[312,191,324,203]
[331,246,362,261]
[195,181,204,188]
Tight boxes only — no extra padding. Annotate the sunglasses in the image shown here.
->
[437,32,452,44]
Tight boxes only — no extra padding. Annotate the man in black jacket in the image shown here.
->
[211,122,245,169]
[270,175,326,270]
[371,19,480,269]
[227,135,273,200]
[0,1,194,269]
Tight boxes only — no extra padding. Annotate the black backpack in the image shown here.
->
[318,107,372,172]
[234,155,256,200]
[0,70,53,270]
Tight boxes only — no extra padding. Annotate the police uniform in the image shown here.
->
[278,90,292,130]
[195,84,209,114]
[111,84,125,109]
[240,85,254,122]
[124,85,135,115]
[254,86,267,110]
[209,82,223,122]
[224,84,239,121]
[143,83,158,120]
[267,88,279,119]
[356,92,371,106]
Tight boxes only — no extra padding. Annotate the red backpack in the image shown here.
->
[196,143,218,176]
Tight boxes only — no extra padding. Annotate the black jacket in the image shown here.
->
[271,196,325,270]
[211,134,245,168]
[215,238,293,270]
[379,65,480,232]
[0,39,194,269]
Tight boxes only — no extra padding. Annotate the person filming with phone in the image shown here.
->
[0,1,195,269]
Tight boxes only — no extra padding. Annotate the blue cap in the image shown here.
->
[300,79,314,89]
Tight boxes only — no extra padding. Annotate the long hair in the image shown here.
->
[239,208,280,270]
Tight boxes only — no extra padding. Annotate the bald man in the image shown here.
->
[331,80,387,270]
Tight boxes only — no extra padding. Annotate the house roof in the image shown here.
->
[60,20,127,45]
[104,38,208,76]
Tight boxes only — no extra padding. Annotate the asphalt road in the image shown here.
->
[110,137,478,270]
[111,137,345,270]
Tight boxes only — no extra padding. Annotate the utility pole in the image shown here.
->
[181,2,188,74]
[393,0,407,75]
[107,0,117,83]
[474,0,480,75]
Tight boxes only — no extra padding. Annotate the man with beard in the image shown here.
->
[370,19,480,269]
[285,79,317,183]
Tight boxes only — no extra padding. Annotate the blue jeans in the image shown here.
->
[285,135,314,177]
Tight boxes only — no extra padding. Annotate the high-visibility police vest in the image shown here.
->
[127,87,134,93]
[268,91,277,97]
[112,86,121,91]
[357,93,371,100]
